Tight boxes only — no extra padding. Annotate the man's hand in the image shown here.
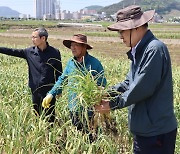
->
[95,99,110,114]
[42,94,53,108]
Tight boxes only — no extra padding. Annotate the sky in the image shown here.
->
[0,0,122,17]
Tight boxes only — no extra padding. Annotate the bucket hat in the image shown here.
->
[108,5,155,31]
[63,34,93,50]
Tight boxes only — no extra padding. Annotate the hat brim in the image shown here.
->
[108,10,155,31]
[63,39,93,50]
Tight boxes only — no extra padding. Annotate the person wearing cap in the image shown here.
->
[95,5,177,154]
[42,34,107,141]
[0,27,62,123]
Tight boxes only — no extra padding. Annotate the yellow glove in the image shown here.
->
[42,94,53,108]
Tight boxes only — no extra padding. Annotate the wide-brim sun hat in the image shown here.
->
[63,34,93,50]
[108,5,155,31]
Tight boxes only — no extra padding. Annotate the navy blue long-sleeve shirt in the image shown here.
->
[109,30,177,137]
[0,43,62,94]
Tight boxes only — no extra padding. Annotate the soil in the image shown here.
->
[0,28,179,66]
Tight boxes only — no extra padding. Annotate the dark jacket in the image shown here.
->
[0,43,62,94]
[109,30,177,137]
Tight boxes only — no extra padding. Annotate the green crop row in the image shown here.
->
[0,47,179,153]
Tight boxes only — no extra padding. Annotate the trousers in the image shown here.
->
[133,128,177,154]
[32,90,56,123]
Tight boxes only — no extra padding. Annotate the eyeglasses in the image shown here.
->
[31,36,40,39]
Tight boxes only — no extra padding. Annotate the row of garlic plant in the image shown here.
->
[0,48,179,153]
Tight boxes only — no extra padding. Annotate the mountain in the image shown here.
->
[0,6,20,18]
[98,0,180,16]
[84,5,103,11]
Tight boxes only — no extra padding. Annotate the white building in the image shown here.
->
[34,0,60,19]
[61,10,72,20]
[19,14,31,19]
[72,11,81,20]
[55,0,61,20]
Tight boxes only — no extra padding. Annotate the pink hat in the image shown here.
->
[108,5,155,31]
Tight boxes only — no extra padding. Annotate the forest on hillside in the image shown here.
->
[99,0,180,15]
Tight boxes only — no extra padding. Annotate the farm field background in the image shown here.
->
[0,21,179,153]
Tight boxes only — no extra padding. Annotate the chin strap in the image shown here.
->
[130,29,132,50]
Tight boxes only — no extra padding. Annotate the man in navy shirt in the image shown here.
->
[0,27,62,123]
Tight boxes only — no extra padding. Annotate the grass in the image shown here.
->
[0,22,179,153]
[0,47,179,153]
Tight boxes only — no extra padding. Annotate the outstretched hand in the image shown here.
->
[42,94,53,108]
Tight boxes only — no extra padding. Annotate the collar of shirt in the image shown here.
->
[34,42,49,55]
[131,40,141,64]
[131,47,136,62]
[73,52,89,64]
